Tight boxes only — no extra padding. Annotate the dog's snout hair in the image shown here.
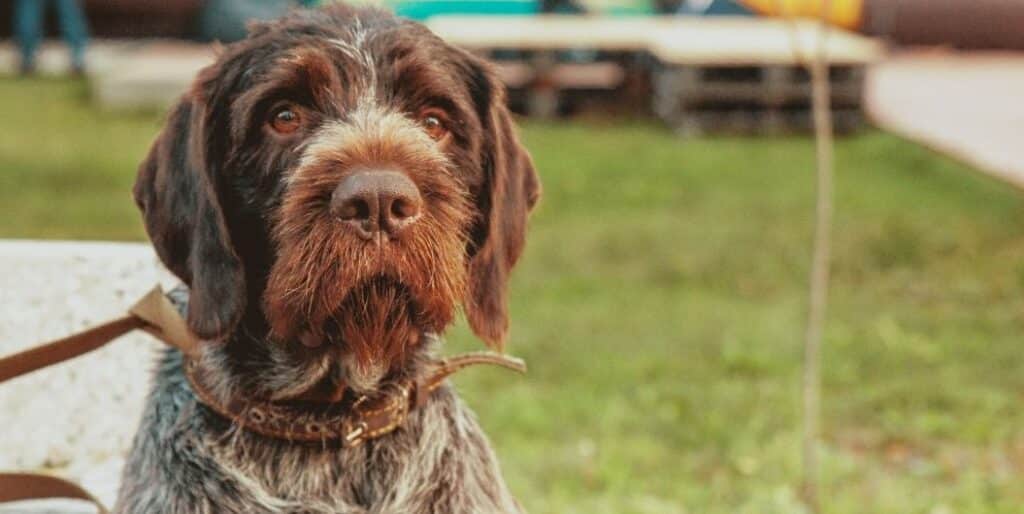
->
[119,4,539,514]
[297,104,445,173]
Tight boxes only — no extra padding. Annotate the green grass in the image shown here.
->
[0,79,156,240]
[5,77,1024,513]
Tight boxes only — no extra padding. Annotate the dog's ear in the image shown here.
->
[462,56,542,352]
[133,72,246,342]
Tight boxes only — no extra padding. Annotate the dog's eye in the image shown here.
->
[418,108,449,141]
[269,106,301,135]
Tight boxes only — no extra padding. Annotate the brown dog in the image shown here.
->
[117,4,539,513]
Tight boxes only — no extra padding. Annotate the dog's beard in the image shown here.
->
[329,278,418,376]
[263,168,472,371]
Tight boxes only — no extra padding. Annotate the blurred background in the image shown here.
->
[2,1,1024,513]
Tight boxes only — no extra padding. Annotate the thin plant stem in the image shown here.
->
[800,1,834,512]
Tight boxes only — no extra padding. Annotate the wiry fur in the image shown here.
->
[120,4,539,513]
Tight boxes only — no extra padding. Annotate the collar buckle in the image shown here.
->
[343,421,368,447]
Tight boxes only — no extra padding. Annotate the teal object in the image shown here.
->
[13,0,90,70]
[388,1,539,21]
[606,3,656,16]
[677,0,753,16]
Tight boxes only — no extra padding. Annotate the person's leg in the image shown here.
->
[53,0,89,72]
[13,0,46,73]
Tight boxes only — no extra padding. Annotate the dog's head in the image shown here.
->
[133,6,539,379]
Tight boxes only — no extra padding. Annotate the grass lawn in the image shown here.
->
[4,77,1024,513]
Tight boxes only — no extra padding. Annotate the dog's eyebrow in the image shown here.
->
[282,46,345,98]
[229,48,345,141]
[389,62,474,119]
[393,60,461,96]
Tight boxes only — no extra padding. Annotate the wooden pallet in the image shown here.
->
[487,56,631,116]
[649,20,879,134]
[652,62,868,135]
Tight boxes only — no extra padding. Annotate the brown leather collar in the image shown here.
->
[184,352,525,445]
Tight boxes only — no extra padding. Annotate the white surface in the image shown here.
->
[0,240,177,510]
[648,19,883,65]
[428,15,662,51]
[866,52,1024,190]
[428,15,883,65]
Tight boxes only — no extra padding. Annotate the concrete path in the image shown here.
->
[0,40,212,110]
[866,51,1024,189]
[89,42,214,110]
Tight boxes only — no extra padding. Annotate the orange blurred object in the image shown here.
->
[739,0,864,30]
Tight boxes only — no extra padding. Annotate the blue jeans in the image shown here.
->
[13,0,89,69]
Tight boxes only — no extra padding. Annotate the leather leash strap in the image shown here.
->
[0,315,145,384]
[0,286,196,383]
[0,286,525,512]
[0,473,109,513]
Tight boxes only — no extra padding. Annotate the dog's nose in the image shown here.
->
[330,170,422,239]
